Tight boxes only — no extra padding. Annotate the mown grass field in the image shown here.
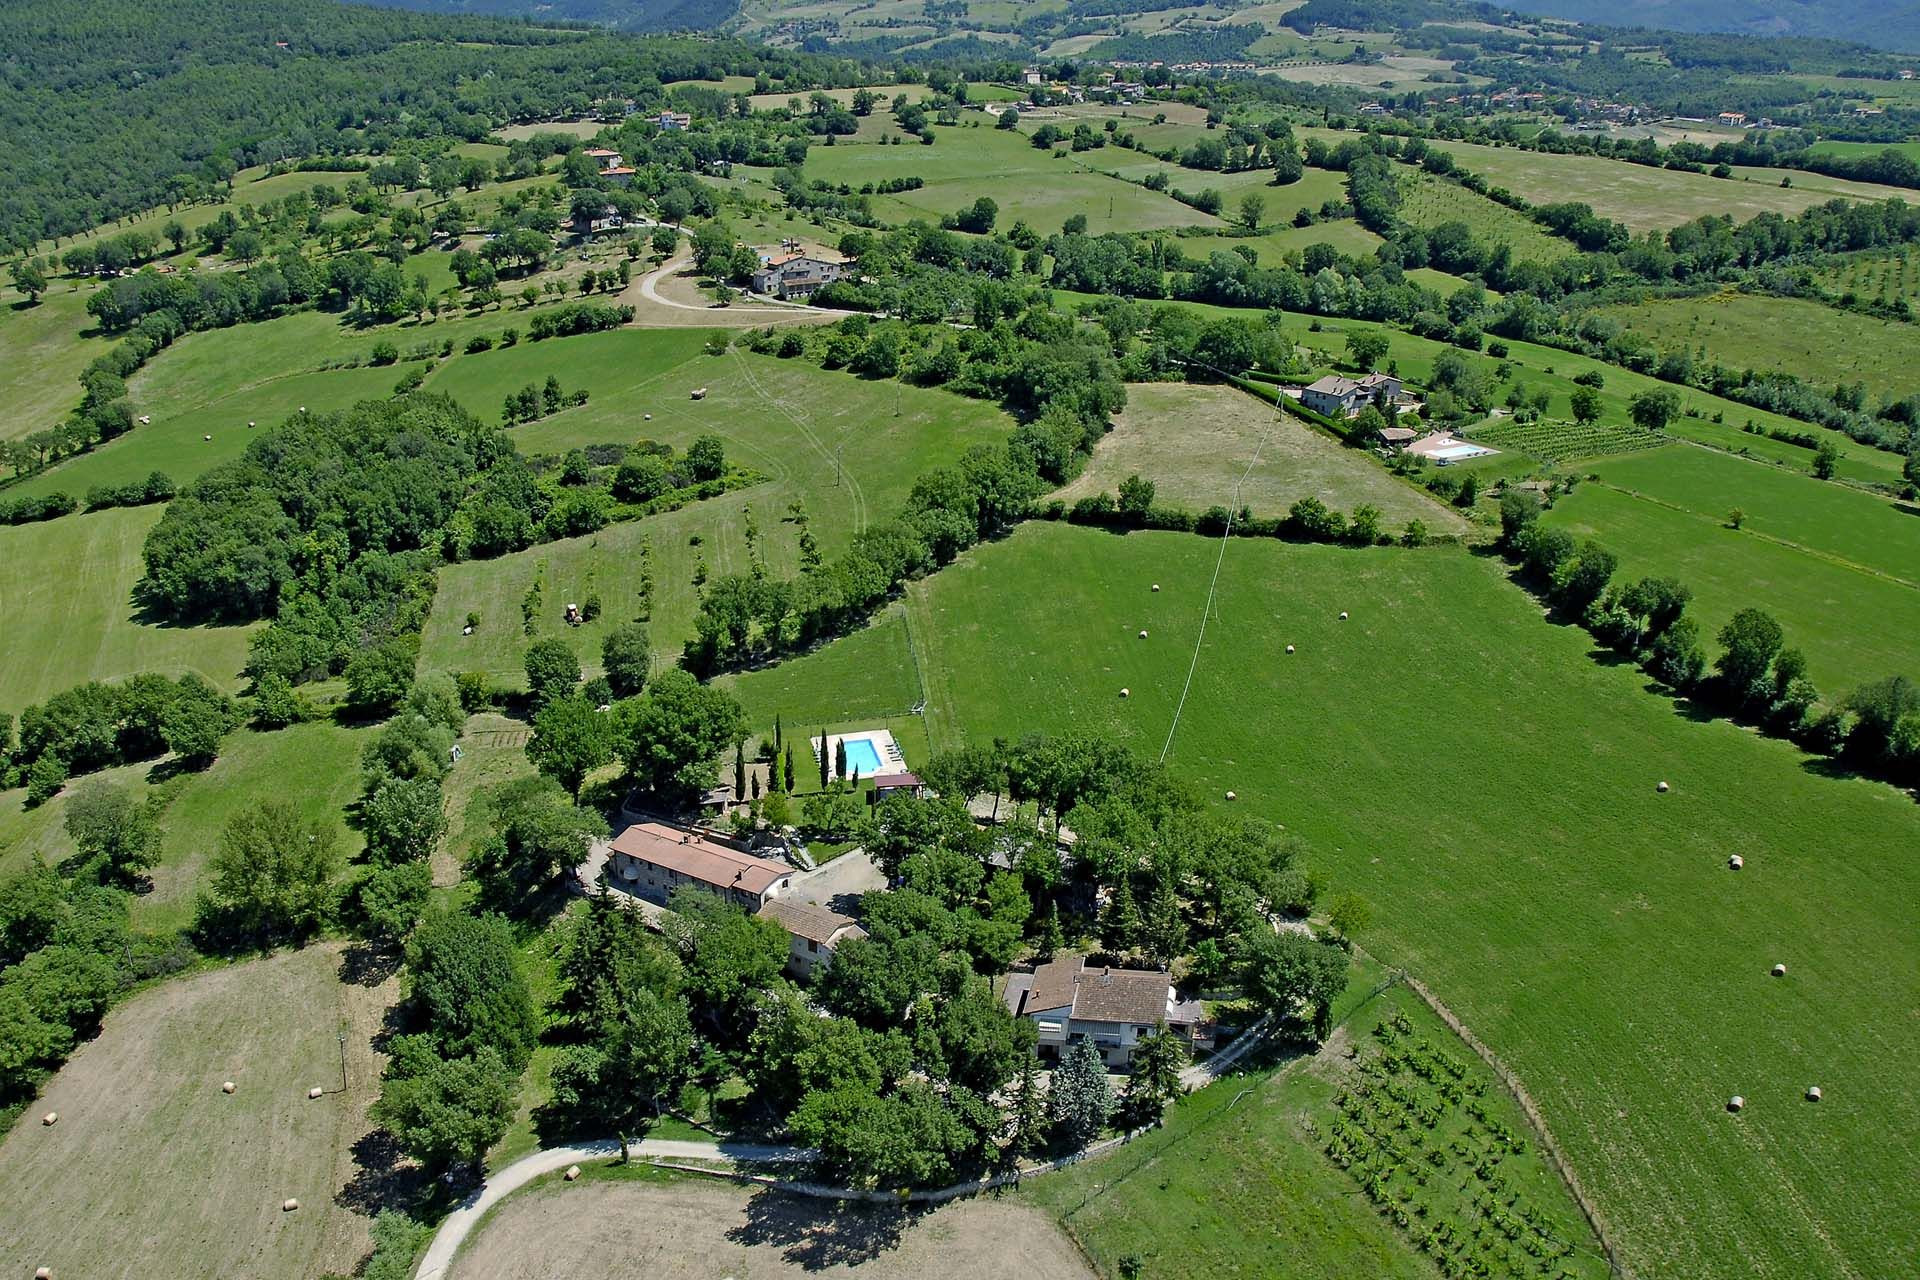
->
[0,721,370,933]
[873,521,1920,1280]
[806,123,1221,234]
[1058,381,1465,530]
[0,506,256,713]
[1025,958,1610,1280]
[419,337,1014,686]
[1598,292,1920,399]
[1408,138,1911,232]
[0,288,116,443]
[0,943,397,1280]
[1540,443,1920,688]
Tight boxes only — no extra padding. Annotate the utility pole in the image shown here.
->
[338,1031,349,1094]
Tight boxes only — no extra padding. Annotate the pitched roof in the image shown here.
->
[1023,954,1171,1024]
[871,772,921,789]
[610,822,790,896]
[1305,375,1359,396]
[758,898,865,946]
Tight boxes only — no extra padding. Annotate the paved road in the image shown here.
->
[414,1137,805,1280]
[636,253,834,316]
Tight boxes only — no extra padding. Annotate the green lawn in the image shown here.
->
[0,506,256,714]
[419,340,1015,685]
[1597,291,1920,400]
[862,521,1920,1280]
[1025,957,1610,1280]
[806,123,1222,234]
[0,721,369,933]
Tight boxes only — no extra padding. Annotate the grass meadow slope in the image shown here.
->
[851,522,1920,1280]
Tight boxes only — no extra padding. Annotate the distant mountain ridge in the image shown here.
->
[345,0,738,32]
[1501,0,1920,53]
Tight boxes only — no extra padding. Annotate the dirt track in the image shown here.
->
[452,1177,1097,1280]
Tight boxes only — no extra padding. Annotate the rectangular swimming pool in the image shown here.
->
[842,738,883,774]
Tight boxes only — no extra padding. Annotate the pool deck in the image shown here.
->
[812,728,907,782]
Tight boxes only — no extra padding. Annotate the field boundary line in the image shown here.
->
[1396,972,1630,1279]
[1157,366,1281,765]
[1590,477,1920,591]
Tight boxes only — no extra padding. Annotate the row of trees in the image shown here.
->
[1500,488,1920,783]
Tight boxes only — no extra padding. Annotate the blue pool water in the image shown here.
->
[841,738,883,774]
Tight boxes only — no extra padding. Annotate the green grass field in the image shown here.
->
[0,721,369,932]
[1596,292,1920,400]
[1538,443,1920,688]
[1398,171,1575,265]
[418,338,1014,685]
[1058,381,1466,530]
[1026,958,1610,1280]
[800,521,1920,1280]
[806,123,1222,234]
[1804,139,1920,164]
[0,506,256,714]
[0,289,117,444]
[1407,137,1910,233]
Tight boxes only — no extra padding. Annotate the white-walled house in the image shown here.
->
[1005,954,1212,1068]
[756,898,866,979]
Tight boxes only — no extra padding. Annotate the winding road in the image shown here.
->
[413,1136,805,1280]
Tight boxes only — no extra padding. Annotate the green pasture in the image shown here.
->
[806,124,1221,234]
[0,506,256,715]
[1661,415,1905,488]
[1026,957,1610,1280]
[1598,292,1920,399]
[0,721,368,933]
[1542,468,1920,689]
[1803,139,1920,164]
[875,521,1920,1280]
[1408,137,1907,233]
[418,339,1015,685]
[5,302,616,503]
[0,288,116,444]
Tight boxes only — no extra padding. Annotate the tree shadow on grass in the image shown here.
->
[338,939,403,989]
[335,1128,432,1220]
[726,1189,912,1271]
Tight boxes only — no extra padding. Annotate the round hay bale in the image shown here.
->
[1771,963,1786,977]
[1224,790,1237,801]
[1151,583,1160,592]
[282,1199,299,1212]
[41,1112,56,1126]
[1138,630,1148,639]
[202,434,212,441]
[1728,855,1744,871]
[307,1086,323,1100]
[1806,1086,1822,1102]
[298,406,307,413]
[1285,644,1295,655]
[1656,780,1669,793]
[222,1081,236,1094]
[1727,1095,1744,1113]
[1339,611,1349,621]
[247,421,256,428]
[643,413,653,421]
[564,1164,582,1182]
[36,1267,52,1279]
[1119,687,1130,698]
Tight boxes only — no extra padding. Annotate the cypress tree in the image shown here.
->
[819,728,830,789]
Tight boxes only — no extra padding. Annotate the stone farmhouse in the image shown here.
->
[1005,953,1212,1068]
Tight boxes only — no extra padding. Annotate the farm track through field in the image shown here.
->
[727,345,869,535]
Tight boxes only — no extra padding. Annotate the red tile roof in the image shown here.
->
[610,822,791,897]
